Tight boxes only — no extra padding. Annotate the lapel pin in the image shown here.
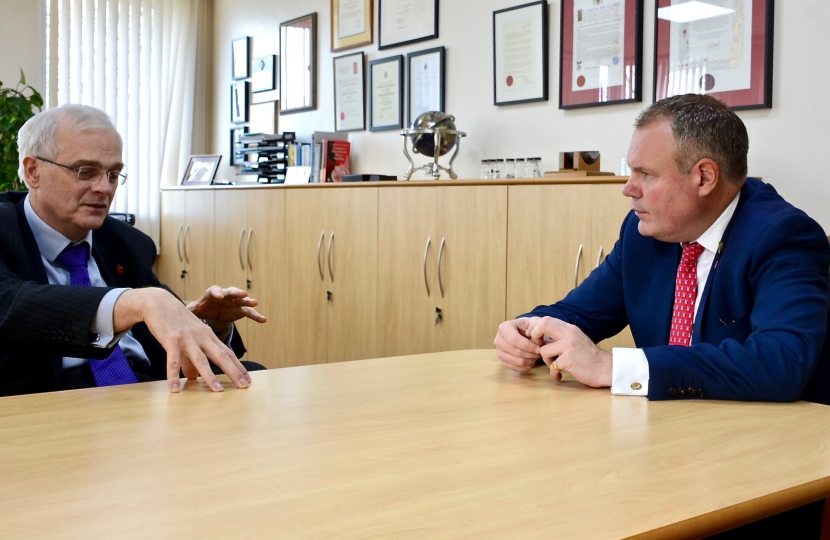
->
[116,264,125,274]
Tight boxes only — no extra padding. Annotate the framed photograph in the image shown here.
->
[231,37,251,80]
[231,81,250,123]
[334,51,366,132]
[252,55,276,93]
[280,13,318,115]
[332,0,373,52]
[369,55,404,131]
[407,46,445,125]
[230,127,249,166]
[493,1,549,106]
[379,0,439,50]
[559,0,642,109]
[181,155,222,186]
[654,0,773,110]
[250,101,279,135]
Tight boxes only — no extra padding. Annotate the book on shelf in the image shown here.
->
[319,140,351,183]
[311,131,348,183]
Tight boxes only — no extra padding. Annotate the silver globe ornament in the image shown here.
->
[409,112,457,158]
[399,111,466,181]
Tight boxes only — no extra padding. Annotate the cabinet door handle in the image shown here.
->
[183,225,191,264]
[574,244,583,289]
[596,246,604,269]
[176,224,183,262]
[423,237,432,297]
[246,228,254,271]
[237,227,246,271]
[317,231,325,281]
[437,237,446,298]
[327,231,335,282]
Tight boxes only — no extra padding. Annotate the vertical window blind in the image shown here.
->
[45,0,209,247]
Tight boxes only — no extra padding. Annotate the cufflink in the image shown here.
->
[630,382,642,391]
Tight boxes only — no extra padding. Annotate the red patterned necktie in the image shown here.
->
[668,242,705,346]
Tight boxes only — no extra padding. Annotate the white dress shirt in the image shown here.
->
[611,192,741,396]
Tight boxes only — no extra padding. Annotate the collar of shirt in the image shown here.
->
[686,191,741,255]
[23,194,94,263]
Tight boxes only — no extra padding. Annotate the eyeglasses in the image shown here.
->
[35,156,127,186]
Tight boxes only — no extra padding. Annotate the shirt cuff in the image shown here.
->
[611,347,649,396]
[91,288,131,348]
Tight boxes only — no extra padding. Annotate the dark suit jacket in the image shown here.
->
[0,191,245,396]
[524,178,830,404]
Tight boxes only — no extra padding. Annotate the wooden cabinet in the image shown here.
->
[377,186,507,357]
[506,183,634,350]
[213,189,286,367]
[159,190,214,301]
[283,187,378,366]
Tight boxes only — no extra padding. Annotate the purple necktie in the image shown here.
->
[57,243,138,386]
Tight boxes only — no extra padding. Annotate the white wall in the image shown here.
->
[211,0,830,230]
[0,0,44,96]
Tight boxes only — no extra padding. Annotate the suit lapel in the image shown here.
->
[652,242,682,346]
[92,225,131,288]
[14,199,49,285]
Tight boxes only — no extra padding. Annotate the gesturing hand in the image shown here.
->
[527,317,613,388]
[114,288,252,393]
[186,286,267,335]
[494,317,544,372]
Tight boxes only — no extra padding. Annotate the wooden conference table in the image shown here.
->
[2,349,830,539]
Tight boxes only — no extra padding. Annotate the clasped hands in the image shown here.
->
[114,285,266,393]
[494,316,612,388]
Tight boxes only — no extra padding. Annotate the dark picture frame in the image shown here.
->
[252,55,277,93]
[230,127,249,167]
[331,0,373,52]
[369,55,404,132]
[280,13,318,115]
[379,0,439,50]
[559,0,643,109]
[493,1,549,106]
[653,0,773,110]
[407,46,445,125]
[181,155,222,186]
[333,51,366,132]
[231,37,251,80]
[231,81,250,124]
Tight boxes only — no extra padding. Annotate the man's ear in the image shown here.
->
[22,156,40,189]
[693,158,720,197]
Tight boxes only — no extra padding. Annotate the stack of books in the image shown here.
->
[235,132,296,184]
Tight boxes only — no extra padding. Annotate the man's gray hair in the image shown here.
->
[17,104,121,183]
[634,94,749,185]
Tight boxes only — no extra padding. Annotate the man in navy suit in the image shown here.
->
[0,104,267,396]
[495,94,830,406]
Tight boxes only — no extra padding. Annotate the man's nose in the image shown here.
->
[622,176,639,198]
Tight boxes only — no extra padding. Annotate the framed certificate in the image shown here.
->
[560,0,643,109]
[654,0,774,110]
[252,55,276,93]
[332,0,373,52]
[493,1,549,106]
[407,46,445,125]
[369,55,404,131]
[379,0,439,50]
[334,51,366,132]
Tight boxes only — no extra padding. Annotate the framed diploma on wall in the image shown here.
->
[494,1,549,106]
[369,55,404,131]
[230,81,250,124]
[559,0,643,109]
[379,0,439,50]
[334,51,366,132]
[332,0,373,52]
[654,0,774,110]
[231,37,251,80]
[407,46,445,125]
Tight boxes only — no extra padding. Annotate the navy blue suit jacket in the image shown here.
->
[524,178,830,404]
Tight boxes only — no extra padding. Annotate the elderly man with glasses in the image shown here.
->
[0,104,266,396]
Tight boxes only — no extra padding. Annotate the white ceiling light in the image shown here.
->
[657,1,735,23]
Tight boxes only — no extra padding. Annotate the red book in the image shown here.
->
[320,140,351,182]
